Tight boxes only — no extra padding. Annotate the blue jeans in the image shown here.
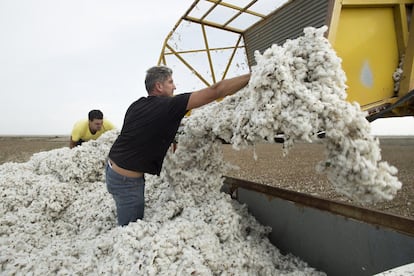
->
[105,163,145,226]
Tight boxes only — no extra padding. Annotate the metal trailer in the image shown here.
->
[158,1,414,275]
[222,177,414,276]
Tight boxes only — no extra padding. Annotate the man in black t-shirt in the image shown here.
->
[106,65,250,226]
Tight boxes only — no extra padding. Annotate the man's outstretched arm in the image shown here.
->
[186,73,250,110]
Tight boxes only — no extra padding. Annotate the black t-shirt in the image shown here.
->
[108,93,191,175]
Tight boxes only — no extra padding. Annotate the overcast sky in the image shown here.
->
[0,0,193,135]
[0,0,413,136]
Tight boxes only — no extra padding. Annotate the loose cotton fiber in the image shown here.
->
[177,26,401,204]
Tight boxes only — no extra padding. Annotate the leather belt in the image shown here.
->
[108,159,143,178]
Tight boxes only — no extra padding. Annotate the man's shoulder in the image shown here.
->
[73,119,88,129]
[127,94,190,113]
[174,92,192,100]
[171,93,191,107]
[154,93,191,105]
[131,95,170,107]
[146,93,191,101]
[103,119,115,130]
[71,119,88,139]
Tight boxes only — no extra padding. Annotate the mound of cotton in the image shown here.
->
[0,130,323,275]
[179,26,401,204]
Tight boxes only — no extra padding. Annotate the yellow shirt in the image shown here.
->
[71,119,115,142]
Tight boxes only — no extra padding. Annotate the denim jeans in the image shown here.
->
[105,162,145,226]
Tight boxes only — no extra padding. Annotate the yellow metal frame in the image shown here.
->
[158,0,270,87]
[159,0,414,117]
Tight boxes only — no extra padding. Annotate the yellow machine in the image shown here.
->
[158,0,414,121]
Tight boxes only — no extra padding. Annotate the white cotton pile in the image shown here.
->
[179,26,401,204]
[0,131,323,275]
[0,25,401,275]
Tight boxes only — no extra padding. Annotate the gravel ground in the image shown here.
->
[222,138,414,219]
[1,135,413,218]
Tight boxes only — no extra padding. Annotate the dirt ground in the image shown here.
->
[0,136,70,164]
[0,136,413,219]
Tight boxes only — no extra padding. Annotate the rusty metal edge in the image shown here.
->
[223,176,414,237]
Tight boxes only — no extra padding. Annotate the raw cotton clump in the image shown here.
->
[0,131,324,275]
[177,26,401,204]
[246,26,401,203]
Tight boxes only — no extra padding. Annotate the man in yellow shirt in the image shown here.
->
[70,109,115,148]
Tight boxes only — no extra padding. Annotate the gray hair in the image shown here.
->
[145,66,173,94]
